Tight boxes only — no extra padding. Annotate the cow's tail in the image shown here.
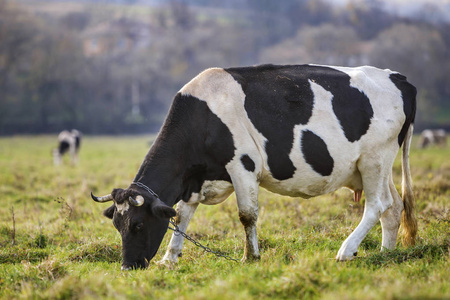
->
[400,123,417,246]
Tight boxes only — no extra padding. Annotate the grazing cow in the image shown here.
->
[53,129,82,165]
[418,129,446,149]
[91,64,417,270]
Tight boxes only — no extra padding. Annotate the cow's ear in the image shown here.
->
[103,204,115,219]
[151,199,176,219]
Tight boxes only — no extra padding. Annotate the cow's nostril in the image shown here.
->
[122,260,147,270]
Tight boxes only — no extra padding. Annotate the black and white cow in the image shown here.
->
[53,129,82,165]
[418,129,446,149]
[92,64,417,270]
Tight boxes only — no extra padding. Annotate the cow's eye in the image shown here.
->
[135,222,144,231]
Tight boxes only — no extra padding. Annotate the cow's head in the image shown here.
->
[91,188,176,270]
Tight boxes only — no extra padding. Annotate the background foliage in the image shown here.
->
[1,0,449,135]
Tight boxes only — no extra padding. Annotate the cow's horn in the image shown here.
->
[91,192,113,203]
[129,195,145,206]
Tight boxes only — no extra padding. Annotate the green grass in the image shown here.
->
[0,135,449,299]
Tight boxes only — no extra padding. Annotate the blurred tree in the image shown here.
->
[370,24,446,91]
[413,3,447,25]
[260,24,362,66]
[345,0,395,39]
[245,0,333,46]
[60,11,91,32]
[0,0,39,133]
[369,24,449,126]
[170,0,195,30]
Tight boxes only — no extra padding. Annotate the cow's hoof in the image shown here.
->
[155,259,176,269]
[336,248,357,261]
[241,254,261,263]
[336,255,354,262]
[336,240,359,261]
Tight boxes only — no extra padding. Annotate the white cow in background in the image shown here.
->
[418,129,446,149]
[53,129,82,165]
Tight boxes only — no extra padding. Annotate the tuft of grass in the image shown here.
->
[353,243,449,267]
[0,247,50,264]
[67,242,122,263]
[22,258,67,281]
[33,233,49,249]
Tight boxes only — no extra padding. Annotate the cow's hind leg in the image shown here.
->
[380,175,403,250]
[159,201,199,264]
[336,158,394,261]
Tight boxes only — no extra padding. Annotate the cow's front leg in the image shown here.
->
[233,177,260,262]
[238,203,260,262]
[159,201,199,264]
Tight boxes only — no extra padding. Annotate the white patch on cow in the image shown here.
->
[180,68,267,176]
[285,80,361,196]
[331,65,405,146]
[58,130,76,145]
[422,130,434,140]
[186,180,234,205]
[116,202,130,215]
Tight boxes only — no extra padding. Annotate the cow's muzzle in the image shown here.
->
[121,260,148,271]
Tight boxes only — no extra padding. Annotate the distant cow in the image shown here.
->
[91,64,417,270]
[53,129,82,165]
[418,129,446,149]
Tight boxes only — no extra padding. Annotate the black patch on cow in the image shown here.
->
[301,130,334,176]
[389,73,417,146]
[134,93,235,204]
[241,154,255,172]
[59,140,70,154]
[171,94,236,202]
[226,65,313,180]
[74,136,81,150]
[327,76,373,143]
[225,64,372,180]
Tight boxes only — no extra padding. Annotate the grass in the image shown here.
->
[0,135,449,299]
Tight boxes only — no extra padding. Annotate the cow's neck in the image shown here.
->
[132,137,190,206]
[132,98,206,206]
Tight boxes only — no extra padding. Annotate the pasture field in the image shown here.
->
[0,135,449,299]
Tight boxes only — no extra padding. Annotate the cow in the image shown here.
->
[91,64,417,270]
[418,129,446,149]
[53,129,82,165]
